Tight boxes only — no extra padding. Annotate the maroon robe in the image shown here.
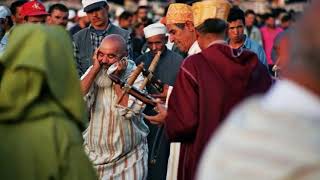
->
[164,43,272,180]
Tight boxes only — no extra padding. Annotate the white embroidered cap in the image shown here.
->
[143,23,167,39]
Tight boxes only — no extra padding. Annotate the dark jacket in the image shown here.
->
[73,23,129,77]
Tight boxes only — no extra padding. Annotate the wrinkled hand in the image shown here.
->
[151,84,169,103]
[144,100,167,125]
[114,58,128,77]
[92,48,101,72]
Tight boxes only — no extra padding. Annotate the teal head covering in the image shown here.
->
[0,24,87,128]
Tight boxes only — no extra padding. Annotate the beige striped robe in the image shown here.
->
[82,61,149,180]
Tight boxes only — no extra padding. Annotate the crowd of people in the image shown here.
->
[1,0,319,180]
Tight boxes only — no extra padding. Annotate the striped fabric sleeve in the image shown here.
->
[81,66,95,110]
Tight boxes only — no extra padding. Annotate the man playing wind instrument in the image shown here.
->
[80,34,148,180]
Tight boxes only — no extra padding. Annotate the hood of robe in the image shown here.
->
[0,24,86,128]
[201,43,268,95]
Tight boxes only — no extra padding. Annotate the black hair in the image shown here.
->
[10,0,27,16]
[227,7,245,24]
[135,5,149,14]
[245,9,255,16]
[281,14,292,23]
[196,18,227,35]
[119,11,133,20]
[48,3,68,14]
[264,13,275,20]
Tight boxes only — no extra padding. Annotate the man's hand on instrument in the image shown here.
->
[151,84,169,103]
[144,100,167,125]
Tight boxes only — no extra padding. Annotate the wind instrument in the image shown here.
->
[140,51,162,89]
[116,63,144,104]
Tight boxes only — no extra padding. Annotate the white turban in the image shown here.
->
[143,23,167,39]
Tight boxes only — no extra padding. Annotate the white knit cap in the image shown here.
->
[82,0,107,12]
[143,23,167,38]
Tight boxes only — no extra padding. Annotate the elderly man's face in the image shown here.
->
[167,23,194,53]
[147,34,166,55]
[97,41,124,68]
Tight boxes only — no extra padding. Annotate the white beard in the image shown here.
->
[95,67,113,88]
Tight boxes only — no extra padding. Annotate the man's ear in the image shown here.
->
[11,15,16,23]
[195,30,200,39]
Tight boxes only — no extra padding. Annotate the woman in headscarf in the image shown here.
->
[0,24,97,180]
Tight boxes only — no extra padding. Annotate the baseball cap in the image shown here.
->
[82,0,108,13]
[0,6,11,19]
[20,1,49,18]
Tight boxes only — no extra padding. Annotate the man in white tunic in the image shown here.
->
[197,2,320,179]
[81,34,148,180]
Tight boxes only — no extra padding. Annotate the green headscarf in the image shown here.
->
[0,24,86,128]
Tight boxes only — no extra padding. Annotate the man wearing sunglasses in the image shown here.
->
[73,0,130,77]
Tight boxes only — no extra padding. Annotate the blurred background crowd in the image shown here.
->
[0,0,310,67]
